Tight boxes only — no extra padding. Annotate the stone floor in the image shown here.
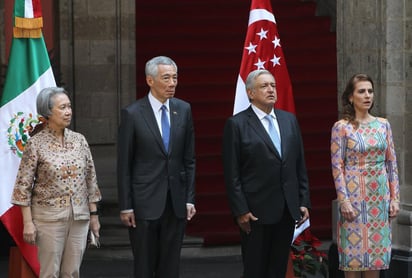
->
[1,245,244,278]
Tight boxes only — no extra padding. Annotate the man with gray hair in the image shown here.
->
[117,56,196,278]
[223,69,310,277]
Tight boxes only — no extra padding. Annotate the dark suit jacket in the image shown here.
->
[117,96,195,220]
[223,106,310,224]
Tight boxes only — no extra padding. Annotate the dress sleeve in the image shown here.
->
[384,120,400,202]
[330,121,348,201]
[11,140,37,206]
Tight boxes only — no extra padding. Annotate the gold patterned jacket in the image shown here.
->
[11,126,102,221]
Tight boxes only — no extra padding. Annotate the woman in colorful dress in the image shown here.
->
[11,87,102,277]
[330,73,400,278]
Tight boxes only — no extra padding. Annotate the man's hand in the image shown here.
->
[120,211,136,228]
[186,204,196,220]
[296,207,310,228]
[237,212,258,234]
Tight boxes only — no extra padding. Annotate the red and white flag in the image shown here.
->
[234,0,295,115]
[0,0,56,276]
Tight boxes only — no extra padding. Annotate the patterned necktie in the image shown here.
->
[161,105,170,150]
[265,115,281,157]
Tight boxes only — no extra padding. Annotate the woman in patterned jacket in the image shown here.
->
[11,87,102,277]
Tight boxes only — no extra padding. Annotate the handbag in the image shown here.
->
[87,230,100,248]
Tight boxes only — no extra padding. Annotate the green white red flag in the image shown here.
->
[234,0,295,114]
[0,0,56,275]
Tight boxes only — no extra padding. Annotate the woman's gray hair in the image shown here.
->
[245,69,274,90]
[145,56,177,77]
[36,87,68,119]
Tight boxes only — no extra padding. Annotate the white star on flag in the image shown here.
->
[272,36,281,48]
[254,58,266,69]
[234,0,295,114]
[245,42,258,54]
[256,28,268,40]
[270,54,281,66]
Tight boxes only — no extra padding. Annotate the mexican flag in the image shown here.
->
[0,0,56,275]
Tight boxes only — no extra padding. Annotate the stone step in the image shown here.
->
[84,235,205,260]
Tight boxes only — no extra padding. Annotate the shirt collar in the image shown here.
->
[251,104,276,120]
[148,92,170,112]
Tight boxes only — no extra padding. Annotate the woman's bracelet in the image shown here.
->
[90,211,99,216]
[339,199,351,205]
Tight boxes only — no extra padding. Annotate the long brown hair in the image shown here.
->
[341,73,374,127]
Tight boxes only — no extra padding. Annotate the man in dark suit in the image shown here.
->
[117,56,196,278]
[222,69,311,278]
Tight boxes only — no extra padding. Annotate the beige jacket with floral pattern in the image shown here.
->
[11,126,102,221]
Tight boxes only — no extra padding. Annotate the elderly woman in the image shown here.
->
[11,87,102,277]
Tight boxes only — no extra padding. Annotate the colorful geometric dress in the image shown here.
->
[330,117,400,271]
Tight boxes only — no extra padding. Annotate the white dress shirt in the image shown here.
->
[148,92,170,136]
[251,104,282,142]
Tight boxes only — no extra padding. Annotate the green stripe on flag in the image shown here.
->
[13,0,25,19]
[1,37,51,107]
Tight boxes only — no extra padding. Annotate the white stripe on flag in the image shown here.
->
[25,0,34,18]
[249,9,276,25]
[0,67,55,216]
[233,75,250,115]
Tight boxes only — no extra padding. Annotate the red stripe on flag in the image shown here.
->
[237,0,295,113]
[32,0,43,18]
[251,0,272,10]
[0,206,40,276]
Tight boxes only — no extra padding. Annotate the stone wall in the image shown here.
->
[59,0,136,145]
[58,0,136,201]
[337,0,412,273]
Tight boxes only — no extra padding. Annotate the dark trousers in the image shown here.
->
[128,193,186,278]
[240,209,295,278]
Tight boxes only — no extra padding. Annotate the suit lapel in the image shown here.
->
[168,99,180,154]
[140,96,168,154]
[246,107,280,158]
[275,110,289,160]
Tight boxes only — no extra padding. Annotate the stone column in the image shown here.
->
[59,0,135,144]
[385,1,412,276]
[59,0,136,200]
[337,0,412,276]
